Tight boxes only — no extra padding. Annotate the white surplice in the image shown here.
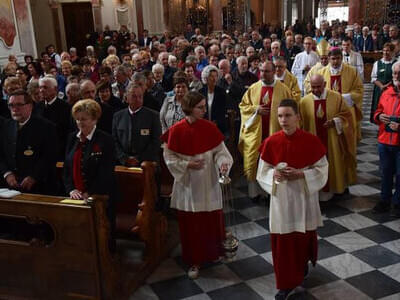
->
[256,156,328,234]
[291,50,320,95]
[164,142,233,212]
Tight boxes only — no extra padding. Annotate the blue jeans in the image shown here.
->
[378,143,400,204]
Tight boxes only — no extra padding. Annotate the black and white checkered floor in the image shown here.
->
[131,84,400,300]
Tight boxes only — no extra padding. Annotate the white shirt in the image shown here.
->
[207,92,214,120]
[45,96,57,106]
[291,50,320,94]
[76,125,96,141]
[342,50,364,81]
[164,142,233,212]
[257,156,328,234]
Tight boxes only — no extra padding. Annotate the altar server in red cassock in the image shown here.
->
[161,91,233,280]
[256,99,328,300]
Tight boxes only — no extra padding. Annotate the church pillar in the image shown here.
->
[211,0,223,31]
[286,0,293,26]
[162,0,170,31]
[49,0,62,52]
[264,0,281,25]
[348,0,364,25]
[258,0,264,24]
[303,0,313,20]
[91,0,102,32]
[143,0,166,35]
[296,0,303,20]
[135,0,144,37]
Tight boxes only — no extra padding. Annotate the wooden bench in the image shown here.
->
[0,193,120,299]
[361,51,382,83]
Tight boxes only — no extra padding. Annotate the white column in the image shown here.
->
[142,0,166,36]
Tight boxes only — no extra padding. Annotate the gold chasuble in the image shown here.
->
[282,70,301,102]
[239,80,292,180]
[300,90,357,193]
[318,63,364,142]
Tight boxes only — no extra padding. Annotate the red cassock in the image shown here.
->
[259,129,326,290]
[161,119,226,265]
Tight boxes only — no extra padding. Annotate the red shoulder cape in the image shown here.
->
[161,118,225,156]
[259,129,326,169]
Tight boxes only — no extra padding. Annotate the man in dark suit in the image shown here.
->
[37,76,71,160]
[355,27,373,52]
[112,82,161,167]
[158,52,177,92]
[0,90,58,194]
[138,29,152,47]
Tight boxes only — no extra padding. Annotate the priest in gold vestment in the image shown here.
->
[273,56,301,102]
[300,75,356,200]
[239,61,292,199]
[318,48,364,143]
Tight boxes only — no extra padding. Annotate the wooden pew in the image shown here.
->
[0,193,120,300]
[361,51,382,83]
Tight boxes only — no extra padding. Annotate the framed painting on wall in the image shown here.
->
[0,0,17,48]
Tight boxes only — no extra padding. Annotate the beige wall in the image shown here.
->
[30,1,56,56]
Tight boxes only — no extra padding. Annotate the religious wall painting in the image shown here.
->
[13,0,35,56]
[0,0,17,48]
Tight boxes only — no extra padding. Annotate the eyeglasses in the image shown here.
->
[8,102,28,109]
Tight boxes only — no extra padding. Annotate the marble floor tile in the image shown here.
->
[357,162,379,173]
[318,253,374,279]
[231,241,258,261]
[360,137,379,145]
[317,219,350,238]
[331,213,378,231]
[382,239,400,256]
[146,258,186,284]
[182,294,212,300]
[357,153,380,162]
[356,172,381,184]
[239,206,268,221]
[242,234,271,254]
[380,262,400,283]
[207,283,264,300]
[383,219,400,233]
[150,275,203,300]
[349,184,380,197]
[224,211,251,226]
[357,145,379,153]
[246,274,277,300]
[317,239,346,260]
[226,255,274,281]
[228,222,269,240]
[336,196,377,213]
[129,284,159,300]
[378,293,400,300]
[308,280,372,300]
[325,231,377,252]
[194,264,242,292]
[356,224,400,244]
[352,245,400,268]
[259,251,273,265]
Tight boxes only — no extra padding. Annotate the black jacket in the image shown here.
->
[200,85,228,136]
[0,115,58,194]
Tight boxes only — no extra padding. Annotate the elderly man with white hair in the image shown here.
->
[37,76,71,159]
[232,56,258,98]
[245,46,255,58]
[355,26,373,52]
[158,52,177,92]
[250,31,262,50]
[195,45,208,72]
[152,63,166,91]
[65,82,80,106]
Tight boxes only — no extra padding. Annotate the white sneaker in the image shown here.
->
[188,266,199,279]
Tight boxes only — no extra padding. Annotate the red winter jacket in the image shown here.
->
[374,85,400,146]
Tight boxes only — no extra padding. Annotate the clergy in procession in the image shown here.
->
[239,61,292,201]
[257,99,328,300]
[161,91,233,279]
[342,37,364,81]
[304,39,331,95]
[291,36,320,96]
[300,74,356,201]
[273,56,301,102]
[318,48,364,143]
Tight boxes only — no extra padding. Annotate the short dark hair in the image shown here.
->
[278,98,298,114]
[248,54,260,64]
[173,70,189,87]
[9,89,33,104]
[328,48,342,57]
[79,57,90,66]
[71,65,83,76]
[383,42,395,52]
[99,66,112,75]
[95,79,112,94]
[181,91,204,115]
[342,36,353,43]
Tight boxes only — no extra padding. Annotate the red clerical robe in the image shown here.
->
[161,118,232,265]
[257,129,328,290]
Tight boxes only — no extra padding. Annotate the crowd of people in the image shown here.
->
[1,18,400,300]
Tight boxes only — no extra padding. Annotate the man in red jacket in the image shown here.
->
[373,61,400,217]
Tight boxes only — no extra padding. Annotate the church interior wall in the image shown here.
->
[0,0,37,66]
[30,1,56,57]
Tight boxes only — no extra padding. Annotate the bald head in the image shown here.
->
[310,74,326,97]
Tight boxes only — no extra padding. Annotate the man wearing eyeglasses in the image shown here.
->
[0,90,58,194]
